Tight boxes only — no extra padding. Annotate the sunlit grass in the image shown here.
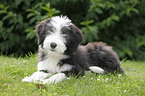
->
[0,55,145,96]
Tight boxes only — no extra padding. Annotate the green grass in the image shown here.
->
[0,55,145,96]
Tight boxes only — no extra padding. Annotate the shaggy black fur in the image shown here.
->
[86,42,124,73]
[35,18,124,77]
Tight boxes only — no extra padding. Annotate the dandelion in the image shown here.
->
[3,92,6,95]
[98,76,100,78]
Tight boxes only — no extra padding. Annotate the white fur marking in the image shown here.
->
[43,34,66,54]
[42,73,66,84]
[22,71,52,83]
[37,56,73,73]
[22,16,74,84]
[50,16,71,33]
[43,16,71,55]
[89,66,105,73]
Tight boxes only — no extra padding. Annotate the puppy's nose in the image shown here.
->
[50,42,57,49]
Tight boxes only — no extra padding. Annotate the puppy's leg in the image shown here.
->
[89,66,105,74]
[22,71,52,83]
[86,42,124,74]
[42,73,66,84]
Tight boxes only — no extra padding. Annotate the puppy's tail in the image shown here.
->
[86,42,124,74]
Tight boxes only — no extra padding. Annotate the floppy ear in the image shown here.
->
[65,24,85,54]
[35,18,50,45]
[70,24,85,44]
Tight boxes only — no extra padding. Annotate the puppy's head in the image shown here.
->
[35,16,83,56]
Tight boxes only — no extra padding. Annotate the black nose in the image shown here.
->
[50,42,57,49]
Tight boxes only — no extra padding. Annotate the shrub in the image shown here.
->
[0,0,59,56]
[0,0,145,60]
[80,0,145,60]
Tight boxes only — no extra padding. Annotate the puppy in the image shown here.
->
[22,16,124,84]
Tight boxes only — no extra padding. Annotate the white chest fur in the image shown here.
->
[37,55,73,73]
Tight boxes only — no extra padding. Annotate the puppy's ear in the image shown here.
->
[35,18,50,45]
[70,24,85,44]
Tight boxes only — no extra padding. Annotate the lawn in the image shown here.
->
[0,55,145,96]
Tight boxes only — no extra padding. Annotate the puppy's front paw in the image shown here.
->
[42,73,66,84]
[22,71,52,83]
[22,76,33,82]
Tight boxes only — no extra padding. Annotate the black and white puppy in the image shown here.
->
[22,16,124,84]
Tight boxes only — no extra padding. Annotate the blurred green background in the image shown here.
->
[0,0,145,60]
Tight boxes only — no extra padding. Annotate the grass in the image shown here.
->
[0,55,145,96]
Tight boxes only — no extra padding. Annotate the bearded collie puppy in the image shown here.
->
[22,16,124,84]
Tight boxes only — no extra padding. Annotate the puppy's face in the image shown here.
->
[35,16,83,56]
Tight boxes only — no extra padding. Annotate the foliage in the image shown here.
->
[0,0,145,60]
[25,2,59,40]
[0,0,59,56]
[80,0,145,60]
[0,55,145,95]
